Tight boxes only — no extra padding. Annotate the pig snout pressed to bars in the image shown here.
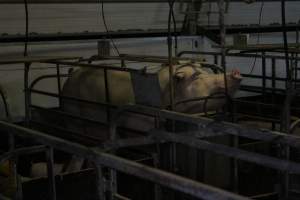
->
[231,69,242,80]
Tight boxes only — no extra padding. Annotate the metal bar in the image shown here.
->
[7,135,22,200]
[114,194,130,200]
[104,69,111,124]
[241,73,300,82]
[0,121,250,200]
[178,51,300,61]
[30,105,107,126]
[117,104,300,148]
[102,137,157,150]
[153,130,300,174]
[46,147,57,200]
[213,54,218,65]
[153,152,161,200]
[56,64,62,108]
[262,52,266,100]
[30,89,117,108]
[0,31,182,44]
[96,165,106,200]
[271,58,277,131]
[24,63,31,127]
[30,120,104,145]
[0,56,80,65]
[44,60,142,72]
[29,74,69,91]
[0,145,46,163]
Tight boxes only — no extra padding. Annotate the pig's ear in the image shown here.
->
[174,72,185,81]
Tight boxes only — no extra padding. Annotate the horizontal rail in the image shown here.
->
[117,104,300,148]
[0,121,249,200]
[178,51,300,62]
[153,130,300,174]
[0,145,46,163]
[30,89,117,108]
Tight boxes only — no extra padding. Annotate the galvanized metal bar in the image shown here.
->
[178,51,300,61]
[24,63,31,127]
[104,68,111,124]
[213,54,218,65]
[113,194,130,200]
[44,60,142,72]
[29,89,117,108]
[0,121,249,200]
[46,147,56,200]
[56,64,62,108]
[7,135,22,200]
[152,130,300,174]
[0,145,46,164]
[30,105,106,126]
[262,52,266,100]
[96,165,106,200]
[30,120,104,145]
[29,74,69,91]
[118,104,300,148]
[153,152,161,200]
[102,137,157,150]
[0,56,80,65]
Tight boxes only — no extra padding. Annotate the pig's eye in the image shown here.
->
[191,71,201,80]
[174,72,185,81]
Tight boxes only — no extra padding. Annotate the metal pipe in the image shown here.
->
[46,147,56,200]
[96,165,106,200]
[261,52,266,100]
[178,50,300,61]
[117,104,300,148]
[56,64,62,108]
[0,145,46,164]
[153,130,300,174]
[24,63,31,127]
[29,89,117,108]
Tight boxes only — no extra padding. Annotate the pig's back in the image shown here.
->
[61,68,136,141]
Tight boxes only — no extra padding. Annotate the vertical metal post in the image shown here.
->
[9,135,23,200]
[153,152,161,200]
[271,58,276,130]
[121,59,125,68]
[96,165,106,200]
[109,169,117,200]
[24,62,31,127]
[104,68,111,124]
[98,40,110,57]
[98,40,111,124]
[218,0,228,108]
[214,55,218,65]
[56,64,62,108]
[46,147,56,200]
[262,52,266,102]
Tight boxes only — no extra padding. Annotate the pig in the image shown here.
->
[61,62,242,141]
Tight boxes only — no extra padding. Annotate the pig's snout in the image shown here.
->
[230,69,242,80]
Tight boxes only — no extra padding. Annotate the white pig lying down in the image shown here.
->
[61,61,242,141]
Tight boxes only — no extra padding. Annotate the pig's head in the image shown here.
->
[160,64,242,114]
